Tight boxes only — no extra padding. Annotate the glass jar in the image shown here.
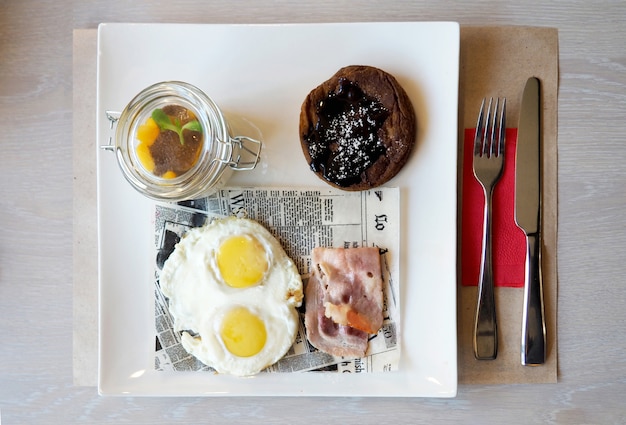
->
[102,81,262,201]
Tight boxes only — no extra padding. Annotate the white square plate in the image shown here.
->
[96,22,459,397]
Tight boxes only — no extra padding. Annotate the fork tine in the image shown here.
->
[482,98,493,156]
[474,98,486,156]
[489,98,499,157]
[497,98,506,157]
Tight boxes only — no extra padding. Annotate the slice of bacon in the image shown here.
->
[304,247,384,358]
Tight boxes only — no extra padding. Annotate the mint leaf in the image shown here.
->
[182,120,202,133]
[151,109,177,132]
[151,108,203,145]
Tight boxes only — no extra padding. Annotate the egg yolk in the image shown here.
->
[217,235,268,288]
[220,307,267,357]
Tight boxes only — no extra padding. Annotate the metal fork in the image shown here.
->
[472,97,506,360]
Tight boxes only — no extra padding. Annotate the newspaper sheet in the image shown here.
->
[153,187,401,373]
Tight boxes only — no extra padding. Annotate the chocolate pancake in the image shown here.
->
[299,65,416,190]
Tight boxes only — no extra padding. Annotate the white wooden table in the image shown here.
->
[1,1,625,423]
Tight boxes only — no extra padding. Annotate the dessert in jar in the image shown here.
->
[102,81,262,201]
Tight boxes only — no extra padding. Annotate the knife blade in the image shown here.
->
[515,77,546,365]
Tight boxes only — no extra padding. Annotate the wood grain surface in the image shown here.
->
[2,1,626,424]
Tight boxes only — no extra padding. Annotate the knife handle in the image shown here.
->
[521,233,546,365]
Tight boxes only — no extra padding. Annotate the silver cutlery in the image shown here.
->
[472,97,506,360]
[515,77,546,365]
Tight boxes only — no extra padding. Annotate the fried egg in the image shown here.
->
[159,217,303,376]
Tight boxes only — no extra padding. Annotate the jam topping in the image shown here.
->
[305,79,389,187]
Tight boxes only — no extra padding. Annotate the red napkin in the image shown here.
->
[461,128,526,288]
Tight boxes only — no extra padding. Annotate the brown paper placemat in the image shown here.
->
[457,26,558,384]
[72,25,558,387]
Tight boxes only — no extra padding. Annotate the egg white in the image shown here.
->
[182,302,299,376]
[159,217,303,376]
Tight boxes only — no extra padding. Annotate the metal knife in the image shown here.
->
[515,77,547,365]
